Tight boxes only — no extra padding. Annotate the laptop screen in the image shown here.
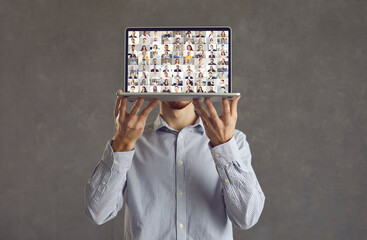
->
[125,27,231,94]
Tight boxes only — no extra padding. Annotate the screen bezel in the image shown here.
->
[124,26,232,93]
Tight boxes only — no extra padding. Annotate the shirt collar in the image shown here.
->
[153,111,205,135]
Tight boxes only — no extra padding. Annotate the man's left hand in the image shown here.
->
[192,96,241,147]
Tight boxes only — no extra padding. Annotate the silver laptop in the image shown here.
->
[117,26,240,102]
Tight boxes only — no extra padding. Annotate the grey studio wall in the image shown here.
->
[0,0,366,239]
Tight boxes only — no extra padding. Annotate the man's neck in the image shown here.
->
[159,102,198,132]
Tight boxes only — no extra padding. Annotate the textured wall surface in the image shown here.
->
[1,0,366,239]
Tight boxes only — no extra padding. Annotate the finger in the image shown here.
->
[114,89,123,118]
[203,98,219,119]
[192,99,210,120]
[222,97,230,117]
[129,98,145,116]
[139,99,160,120]
[195,107,215,135]
[118,97,128,120]
[230,96,241,116]
[115,96,122,118]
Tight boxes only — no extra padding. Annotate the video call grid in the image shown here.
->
[126,30,230,93]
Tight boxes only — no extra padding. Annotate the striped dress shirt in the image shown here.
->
[85,111,265,240]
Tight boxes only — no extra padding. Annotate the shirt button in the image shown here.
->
[179,134,184,139]
[110,156,114,162]
[178,191,183,197]
[224,179,229,183]
[214,153,220,158]
[102,181,106,185]
[179,223,184,229]
[178,160,183,165]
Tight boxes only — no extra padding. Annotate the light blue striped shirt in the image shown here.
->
[85,111,265,240]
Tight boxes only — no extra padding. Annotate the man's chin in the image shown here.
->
[162,100,192,110]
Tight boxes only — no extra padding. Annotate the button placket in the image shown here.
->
[176,131,186,240]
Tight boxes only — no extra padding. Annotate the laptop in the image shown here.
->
[116,26,240,102]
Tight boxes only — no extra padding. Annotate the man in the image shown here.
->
[85,91,265,239]
[173,78,182,87]
[209,44,216,52]
[163,58,171,66]
[163,31,171,38]
[141,31,150,42]
[185,51,192,59]
[129,31,137,38]
[163,71,170,80]
[196,31,204,38]
[185,71,193,80]
[128,72,137,79]
[141,65,147,72]
[220,72,226,79]
[208,30,216,38]
[184,58,192,65]
[141,37,148,45]
[209,51,216,58]
[151,65,159,72]
[162,65,171,73]
[128,45,137,58]
[175,37,181,45]
[130,56,137,65]
[174,65,182,72]
[208,71,216,80]
[128,86,135,92]
[185,85,194,93]
[174,72,181,81]
[218,65,227,72]
[152,58,159,66]
[164,44,171,52]
[162,86,171,92]
[209,58,216,65]
[207,78,215,86]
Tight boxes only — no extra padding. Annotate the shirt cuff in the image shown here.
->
[101,139,135,171]
[208,135,242,167]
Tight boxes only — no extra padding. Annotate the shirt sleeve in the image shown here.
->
[208,130,265,230]
[84,139,135,225]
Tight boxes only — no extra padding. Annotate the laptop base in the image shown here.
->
[116,92,241,102]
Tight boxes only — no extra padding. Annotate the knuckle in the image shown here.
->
[137,122,145,129]
[126,122,136,129]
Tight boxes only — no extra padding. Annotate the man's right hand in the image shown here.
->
[112,89,160,152]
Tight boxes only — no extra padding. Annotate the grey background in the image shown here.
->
[1,0,366,239]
